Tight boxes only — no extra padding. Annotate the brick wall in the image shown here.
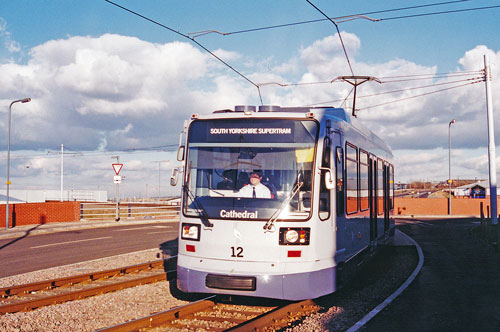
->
[394,197,499,217]
[0,202,81,227]
[0,198,495,228]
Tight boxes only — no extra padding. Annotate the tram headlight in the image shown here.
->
[285,230,299,243]
[279,227,310,245]
[181,223,200,241]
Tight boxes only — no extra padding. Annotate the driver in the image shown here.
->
[238,170,271,198]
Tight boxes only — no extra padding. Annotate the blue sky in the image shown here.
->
[2,1,499,71]
[1,0,500,197]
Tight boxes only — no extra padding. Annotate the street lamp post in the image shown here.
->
[448,119,456,215]
[153,160,169,203]
[6,98,31,229]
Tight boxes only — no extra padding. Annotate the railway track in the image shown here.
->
[96,296,320,332]
[0,259,175,314]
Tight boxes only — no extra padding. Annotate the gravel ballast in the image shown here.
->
[0,249,188,332]
[0,244,419,332]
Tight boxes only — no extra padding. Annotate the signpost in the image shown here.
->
[112,163,123,176]
[112,158,123,221]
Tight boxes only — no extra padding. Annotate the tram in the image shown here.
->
[171,105,394,300]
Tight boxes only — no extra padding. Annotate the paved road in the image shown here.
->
[361,218,500,332]
[0,222,179,278]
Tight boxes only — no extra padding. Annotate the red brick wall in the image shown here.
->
[0,202,81,227]
[0,198,495,227]
[394,197,499,217]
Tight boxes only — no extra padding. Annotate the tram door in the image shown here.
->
[383,164,390,236]
[368,155,377,246]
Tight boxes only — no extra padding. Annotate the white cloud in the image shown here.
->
[0,34,242,152]
[0,17,21,54]
[1,32,500,195]
[300,32,360,80]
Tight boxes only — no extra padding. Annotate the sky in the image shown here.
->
[1,0,500,198]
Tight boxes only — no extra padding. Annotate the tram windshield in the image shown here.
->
[184,119,318,221]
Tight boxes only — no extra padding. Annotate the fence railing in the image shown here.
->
[80,202,180,221]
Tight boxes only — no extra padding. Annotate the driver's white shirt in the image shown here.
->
[238,183,271,198]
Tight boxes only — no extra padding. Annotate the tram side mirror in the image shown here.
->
[325,171,335,190]
[177,145,185,161]
[170,168,179,186]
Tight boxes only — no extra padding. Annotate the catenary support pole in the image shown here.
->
[484,55,497,225]
[112,155,120,222]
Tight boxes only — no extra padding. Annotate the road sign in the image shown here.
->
[114,175,122,184]
[112,163,123,175]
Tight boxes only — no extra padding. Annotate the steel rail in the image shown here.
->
[95,296,320,332]
[95,296,218,332]
[0,259,175,314]
[226,299,320,331]
[0,260,165,297]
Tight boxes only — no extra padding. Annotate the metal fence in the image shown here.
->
[80,201,180,221]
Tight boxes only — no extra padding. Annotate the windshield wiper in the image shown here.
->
[184,161,213,227]
[263,173,303,231]
[184,186,214,228]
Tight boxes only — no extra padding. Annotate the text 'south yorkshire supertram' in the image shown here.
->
[171,105,394,300]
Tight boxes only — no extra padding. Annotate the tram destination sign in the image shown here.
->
[209,127,292,135]
[189,119,317,144]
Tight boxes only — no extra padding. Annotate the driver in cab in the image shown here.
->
[238,170,271,199]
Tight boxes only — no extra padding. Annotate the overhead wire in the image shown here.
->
[103,0,264,105]
[188,14,379,38]
[305,74,484,107]
[6,72,477,159]
[357,79,483,111]
[379,4,500,21]
[187,0,491,37]
[255,69,482,89]
[305,0,354,76]
[0,144,179,161]
[377,70,483,82]
[339,86,356,109]
[104,1,489,115]
[103,0,492,109]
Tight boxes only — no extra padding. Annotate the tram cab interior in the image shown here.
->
[185,145,315,220]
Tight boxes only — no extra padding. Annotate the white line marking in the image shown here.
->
[147,231,169,235]
[30,237,112,249]
[399,220,433,226]
[346,229,425,332]
[113,227,150,232]
[415,221,433,226]
[113,226,172,232]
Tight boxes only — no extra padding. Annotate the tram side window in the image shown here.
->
[377,159,384,215]
[319,137,331,220]
[359,150,369,211]
[336,146,344,216]
[346,143,358,214]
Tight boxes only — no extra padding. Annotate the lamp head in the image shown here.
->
[21,98,31,103]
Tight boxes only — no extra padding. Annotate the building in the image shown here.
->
[0,189,107,204]
[453,180,497,198]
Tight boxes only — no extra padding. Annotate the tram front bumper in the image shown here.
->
[177,260,336,301]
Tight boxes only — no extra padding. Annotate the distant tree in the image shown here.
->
[407,181,432,189]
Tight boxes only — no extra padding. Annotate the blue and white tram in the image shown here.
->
[173,105,394,300]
